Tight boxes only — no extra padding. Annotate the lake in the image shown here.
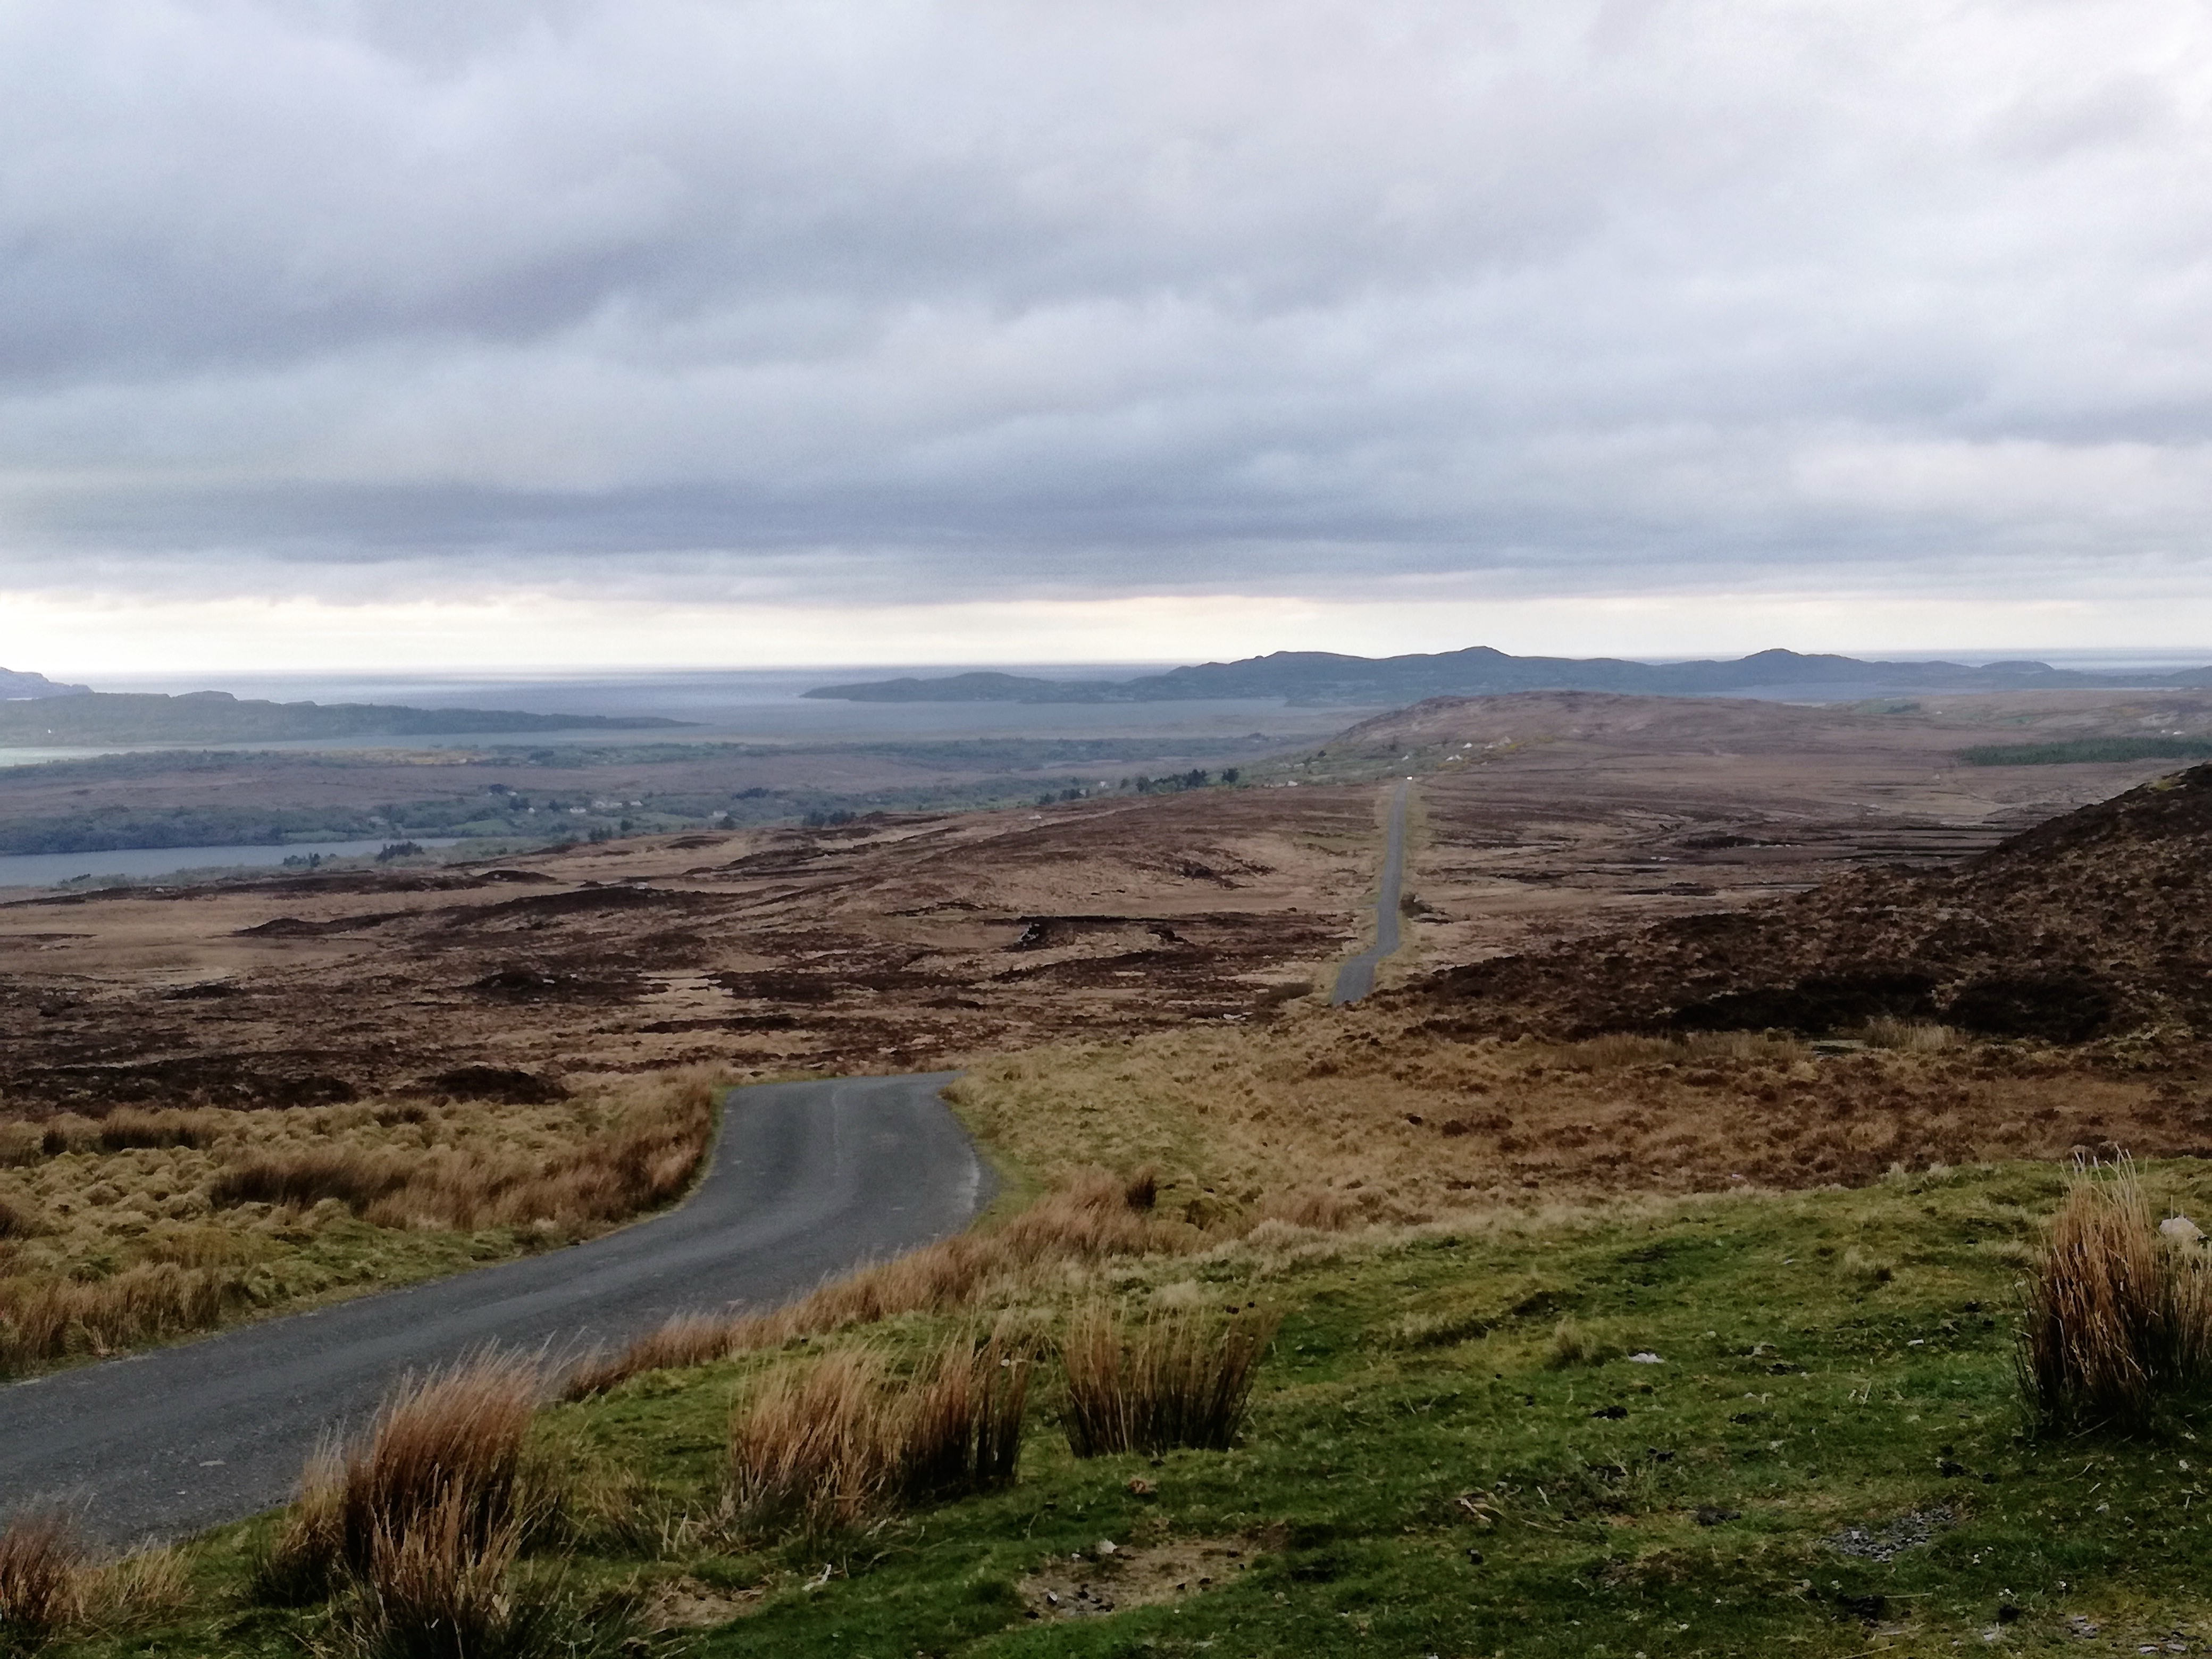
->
[0,837,465,892]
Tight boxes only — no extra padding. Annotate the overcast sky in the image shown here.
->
[6,0,2212,669]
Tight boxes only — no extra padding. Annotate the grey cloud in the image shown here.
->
[3,0,2212,607]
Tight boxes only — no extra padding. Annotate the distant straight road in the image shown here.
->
[0,1073,991,1544]
[1331,779,1412,1004]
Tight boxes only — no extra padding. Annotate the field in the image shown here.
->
[9,687,2212,1655]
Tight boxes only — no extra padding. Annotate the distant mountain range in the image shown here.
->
[0,689,685,746]
[0,666,92,699]
[803,647,2212,707]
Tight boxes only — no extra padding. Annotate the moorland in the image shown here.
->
[10,684,2212,1656]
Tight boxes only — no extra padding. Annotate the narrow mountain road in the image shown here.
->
[0,1072,991,1545]
[1331,779,1412,1004]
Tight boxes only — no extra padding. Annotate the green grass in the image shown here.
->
[1959,736,2212,766]
[53,1161,2212,1657]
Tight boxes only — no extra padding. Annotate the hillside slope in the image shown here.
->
[1410,763,2212,1043]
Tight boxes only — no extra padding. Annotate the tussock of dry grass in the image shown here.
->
[566,1171,1170,1397]
[332,1490,558,1659]
[254,1353,619,1658]
[2018,1159,2212,1433]
[0,1512,187,1652]
[253,1354,544,1605]
[1059,1301,1278,1457]
[726,1331,1031,1537]
[0,1511,84,1650]
[0,1068,722,1376]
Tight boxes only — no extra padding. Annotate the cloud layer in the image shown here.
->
[5,0,2212,619]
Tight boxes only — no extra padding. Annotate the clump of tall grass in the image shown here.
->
[0,1512,183,1653]
[255,1355,617,1658]
[725,1332,1030,1538]
[327,1492,563,1659]
[1544,1314,1614,1369]
[568,1169,1168,1397]
[1058,1301,1278,1457]
[0,1511,85,1652]
[2018,1158,2212,1434]
[1858,1016,1955,1052]
[251,1354,545,1605]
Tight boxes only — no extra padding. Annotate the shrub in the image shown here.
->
[0,1511,85,1652]
[2018,1158,2212,1434]
[1059,1302,1278,1457]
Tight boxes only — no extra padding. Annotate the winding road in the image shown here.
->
[1330,778,1412,1004]
[0,1072,991,1545]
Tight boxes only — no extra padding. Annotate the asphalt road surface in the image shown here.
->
[0,1071,991,1544]
[1330,779,1412,1005]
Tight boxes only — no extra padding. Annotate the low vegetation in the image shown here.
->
[2017,1158,2212,1434]
[0,1068,720,1376]
[1059,1301,1279,1456]
[38,1158,2212,1657]
[949,1016,2190,1229]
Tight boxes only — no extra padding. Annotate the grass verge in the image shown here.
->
[44,1156,2212,1657]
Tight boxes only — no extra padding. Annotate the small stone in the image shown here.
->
[1628,1351,1663,1364]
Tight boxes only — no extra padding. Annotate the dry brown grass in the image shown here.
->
[725,1331,1032,1537]
[208,1067,716,1232]
[2018,1159,2212,1434]
[0,1067,722,1376]
[332,1490,565,1659]
[567,1170,1171,1397]
[950,1012,2185,1220]
[1058,1301,1278,1457]
[0,1511,84,1651]
[253,1354,544,1605]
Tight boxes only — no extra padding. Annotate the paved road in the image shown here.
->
[1330,779,1412,1005]
[0,1072,991,1545]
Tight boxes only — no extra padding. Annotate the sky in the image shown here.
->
[6,0,2212,672]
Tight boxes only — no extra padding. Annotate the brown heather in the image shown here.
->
[2017,1159,2212,1434]
[1058,1301,1278,1458]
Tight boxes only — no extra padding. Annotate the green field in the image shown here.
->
[64,1159,2212,1657]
